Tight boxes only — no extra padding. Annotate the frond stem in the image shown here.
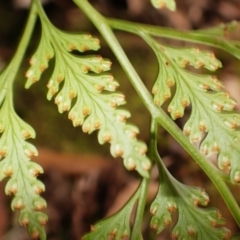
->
[107,18,240,61]
[2,1,38,107]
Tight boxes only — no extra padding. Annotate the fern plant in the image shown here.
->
[0,0,240,239]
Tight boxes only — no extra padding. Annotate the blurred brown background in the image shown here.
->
[0,0,240,239]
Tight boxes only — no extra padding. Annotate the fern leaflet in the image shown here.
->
[25,4,151,178]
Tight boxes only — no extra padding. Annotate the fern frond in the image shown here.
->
[83,179,147,240]
[25,14,151,178]
[0,95,47,240]
[82,195,136,240]
[150,162,231,239]
[144,34,240,183]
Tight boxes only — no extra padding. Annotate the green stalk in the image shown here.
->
[131,119,157,240]
[107,18,240,60]
[131,178,148,240]
[74,0,240,227]
[131,118,159,239]
[33,0,52,25]
[131,119,158,239]
[2,1,38,106]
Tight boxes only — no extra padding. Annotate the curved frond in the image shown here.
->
[82,196,136,240]
[83,179,146,240]
[0,97,47,240]
[25,18,151,178]
[149,38,240,183]
[150,165,231,239]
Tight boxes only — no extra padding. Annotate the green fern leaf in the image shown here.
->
[0,97,47,240]
[83,179,146,240]
[25,19,151,178]
[82,199,134,240]
[53,27,100,52]
[25,25,54,87]
[150,40,240,183]
[167,47,222,71]
[150,168,231,239]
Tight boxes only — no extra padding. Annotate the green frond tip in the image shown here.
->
[25,20,100,89]
[82,196,136,240]
[150,0,176,11]
[82,179,146,240]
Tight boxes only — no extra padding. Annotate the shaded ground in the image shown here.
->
[0,0,240,239]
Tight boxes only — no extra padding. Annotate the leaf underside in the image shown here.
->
[25,18,151,178]
[150,166,231,239]
[151,40,240,183]
[0,67,47,240]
